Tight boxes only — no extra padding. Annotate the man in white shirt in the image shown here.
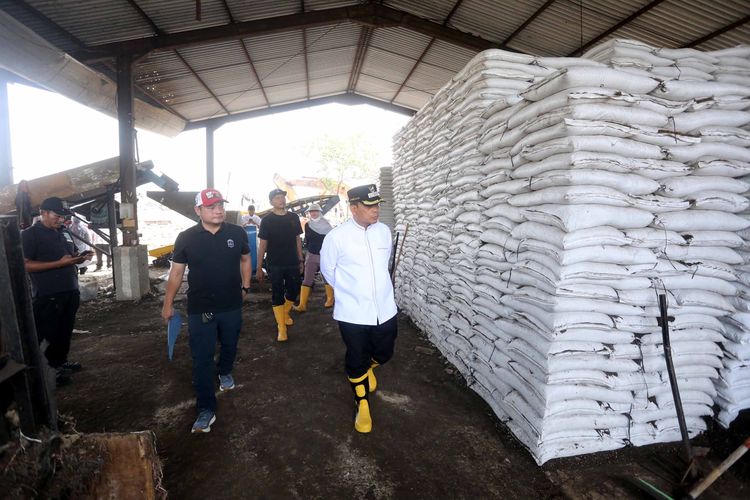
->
[320,184,398,434]
[240,205,262,228]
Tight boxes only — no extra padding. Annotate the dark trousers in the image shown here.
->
[188,308,242,412]
[338,314,398,378]
[94,244,110,268]
[33,290,80,368]
[267,264,300,306]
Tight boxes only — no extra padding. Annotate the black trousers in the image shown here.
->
[33,290,80,368]
[267,264,301,306]
[338,314,398,378]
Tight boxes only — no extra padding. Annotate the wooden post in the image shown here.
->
[0,216,56,433]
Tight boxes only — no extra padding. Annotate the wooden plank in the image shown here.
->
[88,432,164,499]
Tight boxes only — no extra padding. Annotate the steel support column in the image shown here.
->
[116,54,138,246]
[206,124,216,189]
[0,77,12,187]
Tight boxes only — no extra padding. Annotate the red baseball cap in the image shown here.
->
[195,188,228,207]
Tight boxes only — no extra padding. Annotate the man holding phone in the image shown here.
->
[22,197,92,386]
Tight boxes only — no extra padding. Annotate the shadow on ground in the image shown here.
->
[57,281,749,499]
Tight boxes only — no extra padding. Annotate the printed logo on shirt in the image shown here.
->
[227,239,235,248]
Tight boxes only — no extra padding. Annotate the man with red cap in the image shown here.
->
[162,188,252,433]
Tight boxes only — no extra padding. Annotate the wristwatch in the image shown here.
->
[241,286,251,293]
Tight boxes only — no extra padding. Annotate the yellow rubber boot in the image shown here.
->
[293,285,311,312]
[284,299,294,326]
[272,305,287,341]
[348,373,372,433]
[368,361,379,393]
[324,284,334,308]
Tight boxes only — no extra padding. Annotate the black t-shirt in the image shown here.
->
[304,224,326,255]
[21,222,78,297]
[258,212,302,266]
[172,222,250,314]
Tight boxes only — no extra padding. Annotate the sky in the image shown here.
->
[7,83,410,211]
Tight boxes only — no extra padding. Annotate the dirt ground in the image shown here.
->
[51,271,750,499]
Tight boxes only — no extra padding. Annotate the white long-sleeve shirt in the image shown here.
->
[320,218,397,325]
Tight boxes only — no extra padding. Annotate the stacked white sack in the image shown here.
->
[585,40,750,430]
[392,42,750,465]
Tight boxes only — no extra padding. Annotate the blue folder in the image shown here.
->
[168,312,182,361]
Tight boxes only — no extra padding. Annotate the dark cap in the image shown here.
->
[40,197,72,215]
[347,184,383,206]
[268,188,287,202]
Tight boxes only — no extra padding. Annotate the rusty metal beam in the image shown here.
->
[73,4,497,61]
[347,26,373,93]
[240,39,270,107]
[219,0,269,107]
[391,0,463,104]
[173,50,230,115]
[6,1,185,121]
[124,0,163,35]
[685,14,750,48]
[185,93,413,130]
[7,0,87,50]
[391,38,434,104]
[302,0,310,100]
[568,0,668,56]
[502,0,556,46]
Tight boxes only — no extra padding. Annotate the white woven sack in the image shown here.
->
[512,152,690,179]
[522,136,666,162]
[661,245,744,265]
[671,110,750,132]
[522,204,654,231]
[512,222,630,249]
[660,175,750,197]
[651,80,750,100]
[625,228,684,248]
[521,67,659,102]
[661,275,738,296]
[692,191,750,213]
[655,210,750,231]
[693,127,750,147]
[693,159,750,177]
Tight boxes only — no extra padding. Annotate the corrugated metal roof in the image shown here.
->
[136,0,229,33]
[3,0,748,126]
[369,27,434,60]
[27,0,153,45]
[224,0,300,22]
[309,74,350,97]
[451,0,549,44]
[360,47,417,85]
[384,0,455,23]
[392,87,431,110]
[307,47,357,78]
[223,89,269,114]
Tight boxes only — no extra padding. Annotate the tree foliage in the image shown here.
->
[307,133,380,194]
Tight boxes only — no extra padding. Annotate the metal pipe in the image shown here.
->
[658,293,693,461]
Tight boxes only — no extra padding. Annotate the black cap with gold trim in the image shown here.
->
[347,184,383,206]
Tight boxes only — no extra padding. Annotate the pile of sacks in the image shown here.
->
[392,40,750,464]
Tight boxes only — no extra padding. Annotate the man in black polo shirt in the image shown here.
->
[256,188,303,342]
[22,197,92,386]
[161,188,251,434]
